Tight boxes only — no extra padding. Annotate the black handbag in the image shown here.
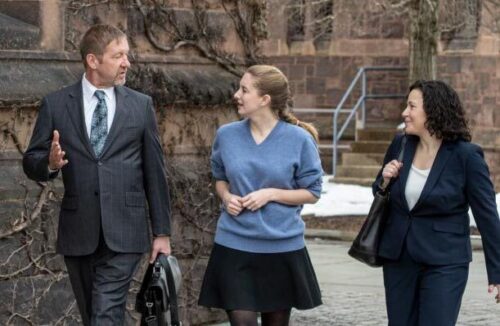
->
[136,254,182,326]
[348,135,407,267]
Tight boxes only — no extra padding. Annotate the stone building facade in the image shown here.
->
[0,1,242,325]
[262,0,500,189]
[0,1,499,325]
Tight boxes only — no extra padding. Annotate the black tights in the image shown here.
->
[227,309,291,326]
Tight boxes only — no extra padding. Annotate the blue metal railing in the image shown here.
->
[294,66,407,176]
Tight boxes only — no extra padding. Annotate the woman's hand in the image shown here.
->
[223,193,244,217]
[242,189,274,212]
[488,284,500,303]
[381,159,403,188]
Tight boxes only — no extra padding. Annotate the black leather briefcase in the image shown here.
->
[136,254,182,326]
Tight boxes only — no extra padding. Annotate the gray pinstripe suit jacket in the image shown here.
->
[23,80,171,256]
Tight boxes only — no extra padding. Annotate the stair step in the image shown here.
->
[335,165,380,178]
[341,152,385,166]
[319,142,351,175]
[351,141,391,153]
[294,110,356,140]
[363,121,401,129]
[357,129,398,141]
[329,176,375,187]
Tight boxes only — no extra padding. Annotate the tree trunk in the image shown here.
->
[408,0,439,84]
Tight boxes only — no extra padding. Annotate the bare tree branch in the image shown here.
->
[0,251,55,280]
[0,185,52,239]
[134,0,245,76]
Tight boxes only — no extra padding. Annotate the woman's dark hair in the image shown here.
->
[409,80,471,142]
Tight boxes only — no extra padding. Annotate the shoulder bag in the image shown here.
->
[348,135,407,267]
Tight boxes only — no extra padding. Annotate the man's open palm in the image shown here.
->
[49,130,68,170]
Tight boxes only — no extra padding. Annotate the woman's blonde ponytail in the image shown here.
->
[246,65,320,143]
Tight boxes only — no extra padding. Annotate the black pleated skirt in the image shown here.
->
[198,243,322,312]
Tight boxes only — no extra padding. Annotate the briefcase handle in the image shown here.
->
[158,254,182,326]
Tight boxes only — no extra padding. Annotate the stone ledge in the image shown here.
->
[305,228,483,250]
[304,228,483,251]
[0,50,79,61]
[127,64,238,105]
[0,58,238,106]
[0,60,82,107]
[0,50,234,65]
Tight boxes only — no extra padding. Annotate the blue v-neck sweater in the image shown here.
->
[211,119,323,253]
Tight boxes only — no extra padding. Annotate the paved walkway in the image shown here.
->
[291,239,500,325]
[212,239,500,325]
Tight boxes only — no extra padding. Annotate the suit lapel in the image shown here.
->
[67,81,97,159]
[398,136,417,211]
[410,141,454,212]
[99,85,129,157]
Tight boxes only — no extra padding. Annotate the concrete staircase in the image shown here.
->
[299,111,355,175]
[333,128,398,186]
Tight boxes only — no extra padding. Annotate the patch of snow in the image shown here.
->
[302,176,500,228]
[302,176,374,217]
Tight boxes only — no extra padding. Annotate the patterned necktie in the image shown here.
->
[90,90,108,157]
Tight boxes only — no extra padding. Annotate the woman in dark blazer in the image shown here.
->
[374,80,500,326]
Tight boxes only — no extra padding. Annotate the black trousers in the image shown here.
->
[64,232,142,326]
[383,244,469,326]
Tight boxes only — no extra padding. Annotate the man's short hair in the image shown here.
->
[80,24,126,67]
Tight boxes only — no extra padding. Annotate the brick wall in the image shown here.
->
[267,56,408,120]
[265,54,500,190]
[439,55,500,189]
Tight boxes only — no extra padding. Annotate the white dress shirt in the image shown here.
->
[48,75,117,173]
[81,74,116,137]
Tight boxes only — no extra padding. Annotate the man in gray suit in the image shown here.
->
[23,24,171,325]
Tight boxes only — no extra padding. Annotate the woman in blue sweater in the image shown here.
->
[199,65,323,325]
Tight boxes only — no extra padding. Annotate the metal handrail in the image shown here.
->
[294,66,407,176]
[333,66,407,176]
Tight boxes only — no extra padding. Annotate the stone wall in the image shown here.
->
[265,53,500,191]
[0,104,78,325]
[439,55,500,189]
[268,55,408,121]
[0,54,240,324]
[0,1,245,324]
[1,2,500,326]
[261,0,500,190]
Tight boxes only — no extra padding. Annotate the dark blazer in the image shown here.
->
[373,134,500,284]
[23,81,171,256]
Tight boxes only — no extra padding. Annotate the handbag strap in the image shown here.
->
[396,134,407,162]
[381,135,407,193]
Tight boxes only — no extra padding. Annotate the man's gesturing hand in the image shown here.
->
[49,130,68,170]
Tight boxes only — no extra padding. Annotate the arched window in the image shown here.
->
[440,0,481,51]
[286,0,334,48]
[0,0,63,51]
[313,0,333,43]
[287,0,306,44]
